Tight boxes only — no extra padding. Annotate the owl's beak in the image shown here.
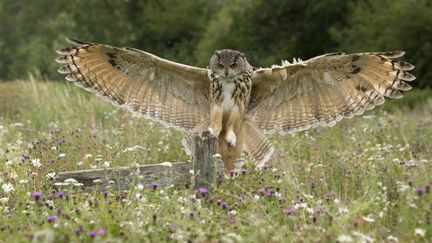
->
[224,68,229,77]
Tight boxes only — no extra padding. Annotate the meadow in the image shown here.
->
[0,77,431,242]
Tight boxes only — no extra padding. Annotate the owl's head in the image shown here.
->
[209,49,250,78]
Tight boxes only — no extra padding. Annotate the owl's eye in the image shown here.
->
[217,63,224,69]
[230,63,237,68]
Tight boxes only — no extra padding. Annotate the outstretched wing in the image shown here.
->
[56,38,210,131]
[248,51,415,134]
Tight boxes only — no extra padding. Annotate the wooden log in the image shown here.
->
[54,162,191,192]
[191,133,222,194]
[54,135,222,192]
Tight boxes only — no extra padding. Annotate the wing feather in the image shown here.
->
[249,52,415,134]
[56,38,210,131]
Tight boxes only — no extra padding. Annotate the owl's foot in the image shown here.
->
[225,130,236,147]
[206,127,221,137]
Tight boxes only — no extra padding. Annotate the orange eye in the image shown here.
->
[230,63,237,68]
[218,63,224,68]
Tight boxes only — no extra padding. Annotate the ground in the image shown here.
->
[0,78,431,242]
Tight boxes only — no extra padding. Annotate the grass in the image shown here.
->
[0,77,431,242]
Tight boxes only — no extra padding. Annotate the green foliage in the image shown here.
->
[0,0,431,87]
[0,80,431,241]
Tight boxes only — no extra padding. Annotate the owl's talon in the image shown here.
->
[225,130,236,147]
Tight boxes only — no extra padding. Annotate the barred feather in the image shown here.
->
[56,38,210,131]
[249,51,415,134]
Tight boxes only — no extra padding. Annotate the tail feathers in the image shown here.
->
[242,118,274,167]
[182,118,274,168]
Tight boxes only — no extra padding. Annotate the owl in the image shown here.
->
[56,38,415,170]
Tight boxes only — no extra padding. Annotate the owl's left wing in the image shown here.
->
[56,38,210,131]
[248,52,415,134]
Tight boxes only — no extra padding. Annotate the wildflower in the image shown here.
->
[312,214,318,223]
[57,191,65,198]
[240,168,247,175]
[407,178,413,186]
[46,172,56,179]
[31,158,42,167]
[150,182,159,190]
[103,161,111,168]
[59,153,66,158]
[0,198,9,203]
[257,188,265,195]
[1,183,14,194]
[283,208,293,215]
[279,197,286,204]
[97,228,106,236]
[415,228,426,237]
[47,215,57,223]
[75,226,82,235]
[198,187,208,197]
[337,234,353,242]
[32,192,42,201]
[387,235,399,242]
[415,187,425,196]
[216,199,222,206]
[228,210,237,216]
[221,201,228,209]
[89,231,97,238]
[266,192,274,198]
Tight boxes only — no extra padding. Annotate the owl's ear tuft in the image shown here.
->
[214,50,222,59]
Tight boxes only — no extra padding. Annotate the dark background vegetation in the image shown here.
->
[0,0,431,87]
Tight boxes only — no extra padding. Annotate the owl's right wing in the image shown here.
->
[248,51,415,134]
[56,38,210,131]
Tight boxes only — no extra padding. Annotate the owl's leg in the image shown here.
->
[208,105,223,137]
[224,106,241,147]
[219,131,243,171]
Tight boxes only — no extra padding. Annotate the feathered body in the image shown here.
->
[56,39,415,170]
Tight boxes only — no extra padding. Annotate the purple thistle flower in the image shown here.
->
[32,192,42,201]
[408,178,413,186]
[240,168,247,175]
[228,210,236,217]
[150,182,159,190]
[198,187,208,197]
[75,226,82,235]
[283,208,293,215]
[325,193,331,201]
[257,188,265,195]
[97,228,106,236]
[279,197,286,204]
[221,201,228,209]
[47,215,57,223]
[416,187,425,196]
[57,191,65,198]
[216,199,222,206]
[229,170,235,177]
[266,192,274,198]
[89,231,97,238]
[299,196,305,203]
[312,214,318,223]
[315,205,323,213]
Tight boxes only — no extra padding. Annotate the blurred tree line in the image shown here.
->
[0,0,431,87]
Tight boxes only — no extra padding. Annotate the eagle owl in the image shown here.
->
[56,39,415,170]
